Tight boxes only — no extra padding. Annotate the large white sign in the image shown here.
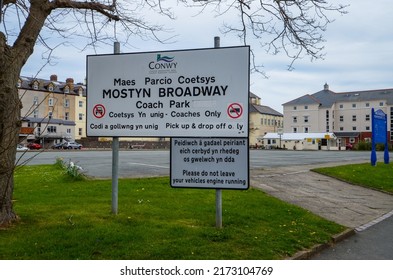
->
[171,138,249,189]
[86,47,249,137]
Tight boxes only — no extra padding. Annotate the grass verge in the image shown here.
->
[1,164,345,260]
[313,163,393,194]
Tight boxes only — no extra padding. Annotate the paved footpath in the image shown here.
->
[250,162,393,229]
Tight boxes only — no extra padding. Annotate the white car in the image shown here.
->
[17,144,29,151]
[63,141,83,149]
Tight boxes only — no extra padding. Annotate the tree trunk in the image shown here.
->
[0,33,22,227]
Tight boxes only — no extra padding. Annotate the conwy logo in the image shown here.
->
[157,54,174,63]
[149,54,177,71]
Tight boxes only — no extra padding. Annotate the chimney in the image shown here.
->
[324,83,329,91]
[66,78,74,90]
[50,74,58,82]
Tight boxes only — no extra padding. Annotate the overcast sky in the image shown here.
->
[19,0,393,113]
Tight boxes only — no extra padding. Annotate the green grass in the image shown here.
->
[313,163,393,194]
[0,164,345,260]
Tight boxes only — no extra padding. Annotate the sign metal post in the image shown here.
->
[112,42,120,214]
[214,36,223,228]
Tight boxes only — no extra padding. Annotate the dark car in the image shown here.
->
[52,142,65,149]
[27,142,42,150]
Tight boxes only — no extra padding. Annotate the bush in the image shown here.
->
[355,141,392,151]
[55,157,85,180]
[355,141,372,151]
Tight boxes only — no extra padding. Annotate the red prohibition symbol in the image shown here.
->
[227,103,243,119]
[93,104,106,118]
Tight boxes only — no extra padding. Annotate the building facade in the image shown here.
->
[283,84,393,148]
[249,92,283,147]
[18,75,86,147]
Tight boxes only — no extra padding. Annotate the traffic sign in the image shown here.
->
[86,46,250,137]
[171,137,249,190]
[93,104,106,119]
[227,103,243,119]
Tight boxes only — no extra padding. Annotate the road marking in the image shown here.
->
[127,162,169,169]
[356,209,393,232]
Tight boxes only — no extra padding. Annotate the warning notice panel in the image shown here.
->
[86,46,249,137]
[171,138,249,190]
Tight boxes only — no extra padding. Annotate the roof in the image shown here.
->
[283,87,393,108]
[249,92,260,99]
[25,117,76,126]
[334,132,360,138]
[19,76,86,96]
[250,104,283,117]
[262,132,336,141]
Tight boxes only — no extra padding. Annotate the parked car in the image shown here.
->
[17,144,29,151]
[52,142,65,149]
[63,141,82,149]
[27,142,42,150]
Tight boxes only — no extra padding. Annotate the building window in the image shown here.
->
[293,106,297,110]
[33,96,39,105]
[366,126,370,131]
[33,109,38,118]
[65,112,69,120]
[17,80,22,87]
[340,127,344,131]
[339,116,344,122]
[365,114,370,121]
[293,127,297,133]
[64,99,70,108]
[366,103,370,107]
[352,126,357,131]
[352,115,357,122]
[48,111,53,118]
[33,82,39,90]
[48,98,54,107]
[79,113,83,121]
[380,101,384,106]
[64,86,70,94]
[293,116,297,123]
[48,84,54,92]
[78,128,83,136]
[304,127,309,133]
[339,104,343,109]
[304,116,309,123]
[352,103,356,108]
[66,129,71,134]
[79,101,83,108]
[47,126,57,133]
[304,105,308,109]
